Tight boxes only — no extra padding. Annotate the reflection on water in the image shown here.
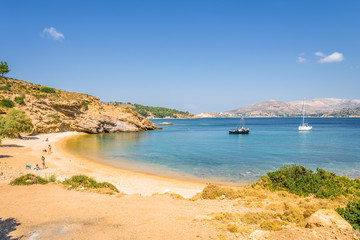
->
[67,132,145,153]
[65,118,360,184]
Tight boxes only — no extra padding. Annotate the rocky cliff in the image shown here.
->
[0,77,157,133]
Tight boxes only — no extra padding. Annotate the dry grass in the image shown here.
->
[260,220,287,231]
[240,211,278,225]
[201,183,350,237]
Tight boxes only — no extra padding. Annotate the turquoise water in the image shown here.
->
[65,118,360,184]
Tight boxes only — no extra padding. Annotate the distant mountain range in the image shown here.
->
[197,98,360,118]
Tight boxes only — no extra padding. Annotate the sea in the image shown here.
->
[65,118,360,185]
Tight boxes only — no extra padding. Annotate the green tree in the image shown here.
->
[0,109,33,142]
[0,61,10,76]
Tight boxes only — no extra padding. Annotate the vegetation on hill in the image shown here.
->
[0,109,33,142]
[325,108,360,117]
[0,76,156,133]
[0,61,10,76]
[106,101,194,118]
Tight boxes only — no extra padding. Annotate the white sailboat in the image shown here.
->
[229,116,250,134]
[298,99,312,131]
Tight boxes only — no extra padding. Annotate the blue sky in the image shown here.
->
[1,0,359,113]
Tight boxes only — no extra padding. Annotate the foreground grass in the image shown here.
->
[10,174,119,195]
[10,174,56,185]
[193,165,359,238]
[62,175,119,194]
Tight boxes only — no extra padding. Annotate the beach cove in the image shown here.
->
[0,132,205,197]
[66,118,360,184]
[1,131,359,239]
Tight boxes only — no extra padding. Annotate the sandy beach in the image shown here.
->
[0,132,205,198]
[0,132,358,240]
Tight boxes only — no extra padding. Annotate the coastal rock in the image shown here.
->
[0,77,158,133]
[306,209,353,231]
[156,122,174,126]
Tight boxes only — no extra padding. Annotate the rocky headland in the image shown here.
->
[0,77,157,133]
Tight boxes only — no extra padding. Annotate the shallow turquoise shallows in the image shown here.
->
[65,118,360,185]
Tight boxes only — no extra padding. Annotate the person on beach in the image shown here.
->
[48,144,52,153]
[34,164,40,170]
[41,156,46,169]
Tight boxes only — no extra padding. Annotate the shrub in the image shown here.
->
[227,224,239,233]
[15,96,25,105]
[40,87,56,93]
[48,114,62,123]
[0,85,10,91]
[81,101,88,110]
[10,174,48,185]
[35,94,45,99]
[260,220,286,231]
[0,99,14,108]
[0,109,33,138]
[280,202,304,224]
[240,212,277,225]
[62,175,119,193]
[255,164,360,199]
[200,184,242,200]
[336,200,360,230]
[45,174,56,183]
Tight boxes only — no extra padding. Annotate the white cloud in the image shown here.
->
[297,56,306,63]
[319,52,344,63]
[42,27,64,40]
[315,52,325,57]
[315,51,344,63]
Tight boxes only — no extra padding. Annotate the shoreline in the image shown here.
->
[1,131,206,198]
[63,133,253,187]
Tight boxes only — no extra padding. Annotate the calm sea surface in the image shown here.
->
[65,118,360,185]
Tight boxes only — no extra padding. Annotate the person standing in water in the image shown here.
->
[41,156,46,169]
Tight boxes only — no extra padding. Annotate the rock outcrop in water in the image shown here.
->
[0,77,157,133]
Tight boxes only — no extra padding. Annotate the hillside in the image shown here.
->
[197,98,360,118]
[290,98,360,114]
[106,102,194,119]
[226,99,301,117]
[314,107,360,118]
[0,77,157,133]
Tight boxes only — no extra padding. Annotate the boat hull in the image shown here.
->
[229,129,250,134]
[298,125,312,131]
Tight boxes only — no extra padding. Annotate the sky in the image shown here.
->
[1,0,359,113]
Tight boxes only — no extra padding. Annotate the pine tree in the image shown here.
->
[0,61,10,76]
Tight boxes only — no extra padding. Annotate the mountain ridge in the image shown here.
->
[197,98,360,118]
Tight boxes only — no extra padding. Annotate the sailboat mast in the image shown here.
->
[303,100,305,125]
